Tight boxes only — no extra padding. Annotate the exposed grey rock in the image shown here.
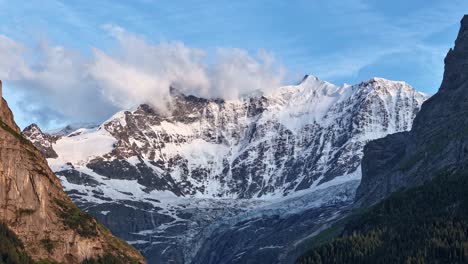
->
[55,168,101,187]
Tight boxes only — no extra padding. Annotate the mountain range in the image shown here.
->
[1,11,467,264]
[23,75,428,263]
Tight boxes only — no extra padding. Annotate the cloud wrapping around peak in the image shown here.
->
[0,26,285,127]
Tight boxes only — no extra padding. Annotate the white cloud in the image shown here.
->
[0,27,285,127]
[0,35,31,80]
[209,48,285,99]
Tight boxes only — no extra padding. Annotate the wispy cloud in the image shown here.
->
[0,27,284,127]
[296,0,465,88]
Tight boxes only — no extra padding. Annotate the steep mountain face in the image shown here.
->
[297,18,468,263]
[0,81,145,264]
[357,15,468,206]
[24,77,428,263]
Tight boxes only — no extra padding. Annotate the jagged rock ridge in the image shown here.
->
[22,123,60,158]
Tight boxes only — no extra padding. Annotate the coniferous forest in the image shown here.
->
[297,168,468,263]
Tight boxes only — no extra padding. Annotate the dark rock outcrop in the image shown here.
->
[357,15,468,206]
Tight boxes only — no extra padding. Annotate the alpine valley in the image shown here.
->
[24,76,428,263]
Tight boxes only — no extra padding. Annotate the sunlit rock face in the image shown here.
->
[0,81,144,264]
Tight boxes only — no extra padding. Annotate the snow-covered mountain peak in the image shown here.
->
[24,75,430,200]
[298,74,320,84]
[270,76,347,114]
[23,123,60,159]
[103,109,129,127]
[358,77,417,94]
[23,76,430,262]
[354,77,428,109]
[23,123,43,135]
[288,74,341,94]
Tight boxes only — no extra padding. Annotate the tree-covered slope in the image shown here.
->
[296,168,468,264]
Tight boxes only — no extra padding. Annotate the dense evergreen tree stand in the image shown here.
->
[297,168,468,264]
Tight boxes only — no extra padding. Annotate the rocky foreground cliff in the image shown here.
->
[0,80,145,263]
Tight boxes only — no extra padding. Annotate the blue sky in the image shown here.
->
[0,0,467,129]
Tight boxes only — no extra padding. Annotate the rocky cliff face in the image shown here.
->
[0,81,145,263]
[357,15,468,206]
[24,76,427,263]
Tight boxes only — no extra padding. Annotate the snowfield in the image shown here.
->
[49,127,116,167]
